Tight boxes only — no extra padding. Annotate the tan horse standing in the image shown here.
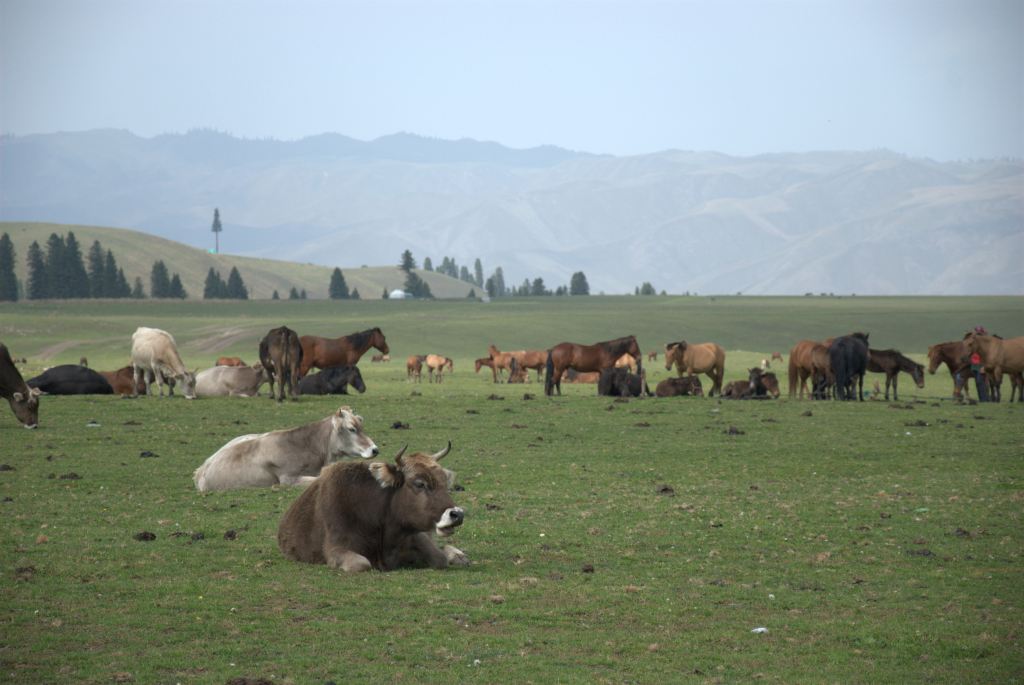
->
[664,341,726,397]
[425,354,454,383]
[406,355,426,383]
[964,333,1024,402]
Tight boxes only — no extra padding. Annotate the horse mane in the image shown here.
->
[344,328,378,349]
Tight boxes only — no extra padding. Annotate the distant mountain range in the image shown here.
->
[2,129,1021,294]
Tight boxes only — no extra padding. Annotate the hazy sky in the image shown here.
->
[2,0,1021,160]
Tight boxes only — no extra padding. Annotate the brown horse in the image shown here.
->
[299,327,388,377]
[664,341,726,397]
[964,332,1024,402]
[488,345,547,379]
[545,335,641,396]
[927,340,972,399]
[866,349,924,401]
[406,355,426,383]
[475,357,499,383]
[787,340,819,398]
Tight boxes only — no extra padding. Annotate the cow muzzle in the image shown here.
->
[435,507,464,537]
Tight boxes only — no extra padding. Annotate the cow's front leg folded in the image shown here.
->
[324,546,373,573]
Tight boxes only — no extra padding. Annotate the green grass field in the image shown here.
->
[1,297,1022,684]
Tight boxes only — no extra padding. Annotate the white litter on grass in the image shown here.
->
[751,627,769,634]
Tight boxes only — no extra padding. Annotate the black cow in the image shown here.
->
[597,367,650,397]
[1,343,40,428]
[297,365,366,395]
[27,365,114,395]
[829,332,870,401]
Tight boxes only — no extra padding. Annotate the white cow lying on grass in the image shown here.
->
[193,406,379,492]
[195,364,269,397]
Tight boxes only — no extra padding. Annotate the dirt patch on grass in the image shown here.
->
[189,327,258,354]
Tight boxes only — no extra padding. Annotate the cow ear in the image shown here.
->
[369,462,401,488]
[443,468,457,491]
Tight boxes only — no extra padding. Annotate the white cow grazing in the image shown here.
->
[130,327,197,399]
[193,406,379,492]
[195,364,269,397]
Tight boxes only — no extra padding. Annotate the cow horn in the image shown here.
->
[430,441,452,461]
[394,445,408,467]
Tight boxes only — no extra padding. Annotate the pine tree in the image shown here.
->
[150,260,171,298]
[211,208,223,254]
[474,258,484,287]
[404,270,433,298]
[492,267,506,297]
[289,287,300,300]
[382,288,390,300]
[422,257,433,271]
[570,271,590,296]
[350,288,360,300]
[132,277,146,299]
[459,266,472,283]
[87,240,106,297]
[168,273,187,299]
[485,276,496,299]
[102,250,119,298]
[63,232,90,298]
[328,267,350,299]
[115,268,131,297]
[467,288,476,299]
[531,277,547,296]
[204,268,225,299]
[400,250,416,272]
[300,288,307,300]
[639,282,656,295]
[44,233,67,298]
[272,289,280,300]
[0,233,18,301]
[226,267,247,299]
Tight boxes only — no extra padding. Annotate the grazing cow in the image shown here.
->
[425,354,453,383]
[597,367,650,397]
[298,366,366,395]
[546,335,642,397]
[277,443,467,572]
[829,333,870,400]
[664,341,726,396]
[27,365,114,395]
[299,327,389,377]
[561,369,601,383]
[1,343,40,428]
[216,356,246,367]
[927,340,972,399]
[475,357,499,383]
[964,332,1024,403]
[193,406,379,492]
[407,355,426,382]
[195,364,269,397]
[654,376,704,397]
[130,327,197,399]
[867,349,925,401]
[259,326,303,402]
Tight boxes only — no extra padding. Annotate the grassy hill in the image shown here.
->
[0,221,477,300]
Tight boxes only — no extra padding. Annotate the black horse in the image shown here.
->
[829,333,870,401]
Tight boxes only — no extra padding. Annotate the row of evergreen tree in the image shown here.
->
[203,267,248,299]
[401,249,590,299]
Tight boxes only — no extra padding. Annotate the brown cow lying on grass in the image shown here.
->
[277,442,468,572]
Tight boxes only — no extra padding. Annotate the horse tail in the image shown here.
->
[545,349,555,396]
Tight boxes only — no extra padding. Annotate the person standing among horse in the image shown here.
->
[970,351,990,402]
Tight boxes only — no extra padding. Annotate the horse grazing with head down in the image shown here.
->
[545,335,641,396]
[867,348,924,401]
[664,341,725,397]
[299,327,388,377]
